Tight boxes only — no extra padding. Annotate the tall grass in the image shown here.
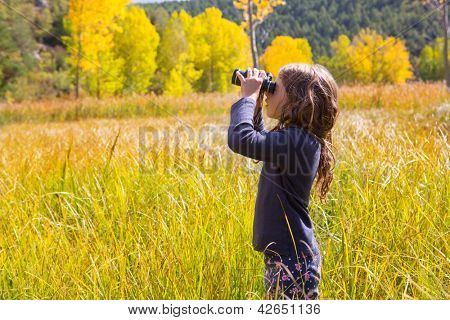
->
[0,82,448,125]
[0,83,448,299]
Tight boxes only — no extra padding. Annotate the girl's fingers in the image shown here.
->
[253,68,259,78]
[236,71,245,83]
[244,67,267,80]
[247,67,252,79]
[259,70,266,78]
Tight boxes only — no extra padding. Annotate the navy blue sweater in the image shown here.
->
[227,97,321,258]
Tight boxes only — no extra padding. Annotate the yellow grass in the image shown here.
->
[0,83,448,299]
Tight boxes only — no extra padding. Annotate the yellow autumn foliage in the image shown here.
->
[325,29,413,84]
[259,36,313,76]
[233,0,285,30]
[188,7,252,92]
[114,6,160,93]
[159,10,202,97]
[64,0,132,97]
[160,7,251,96]
[351,29,413,84]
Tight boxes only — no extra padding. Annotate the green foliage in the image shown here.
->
[0,0,71,101]
[156,10,191,91]
[146,5,170,35]
[418,37,450,81]
[317,35,354,83]
[4,49,72,102]
[0,0,447,100]
[143,0,442,58]
[0,1,34,97]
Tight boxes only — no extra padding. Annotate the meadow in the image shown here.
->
[0,83,448,299]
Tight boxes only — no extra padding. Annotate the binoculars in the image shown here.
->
[231,68,276,94]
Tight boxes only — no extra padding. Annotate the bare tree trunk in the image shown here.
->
[75,2,84,99]
[248,0,259,68]
[96,52,101,99]
[443,0,449,90]
[209,62,214,92]
[75,35,81,99]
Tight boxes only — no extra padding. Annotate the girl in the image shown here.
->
[228,63,339,300]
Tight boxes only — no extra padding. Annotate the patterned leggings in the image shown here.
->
[263,251,321,300]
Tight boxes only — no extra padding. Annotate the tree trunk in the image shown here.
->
[96,52,101,99]
[75,32,81,99]
[248,0,259,68]
[443,0,449,90]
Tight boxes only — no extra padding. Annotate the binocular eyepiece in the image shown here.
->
[231,68,276,94]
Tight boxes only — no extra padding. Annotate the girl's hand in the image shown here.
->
[235,67,266,101]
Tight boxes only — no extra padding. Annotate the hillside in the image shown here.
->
[141,0,443,58]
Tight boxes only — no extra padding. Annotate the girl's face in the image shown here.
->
[264,78,288,120]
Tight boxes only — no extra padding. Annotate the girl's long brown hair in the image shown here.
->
[253,63,339,203]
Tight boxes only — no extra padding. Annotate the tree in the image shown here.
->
[233,0,285,68]
[418,45,439,80]
[0,3,24,96]
[64,0,130,99]
[158,7,251,95]
[149,0,442,60]
[63,0,84,98]
[259,35,313,76]
[418,37,450,80]
[350,29,413,84]
[145,5,170,36]
[421,0,449,89]
[0,1,37,99]
[320,29,413,84]
[157,10,191,80]
[318,35,354,84]
[156,9,202,96]
[114,6,160,93]
[163,52,202,96]
[188,7,251,92]
[47,0,70,45]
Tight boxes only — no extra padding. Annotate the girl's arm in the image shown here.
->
[227,97,291,165]
[253,104,268,133]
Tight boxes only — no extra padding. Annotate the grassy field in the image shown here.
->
[0,83,448,299]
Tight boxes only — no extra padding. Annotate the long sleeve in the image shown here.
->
[227,97,292,165]
[253,105,268,133]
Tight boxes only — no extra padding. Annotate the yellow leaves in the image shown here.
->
[188,7,251,92]
[78,1,130,52]
[158,9,195,96]
[233,0,246,10]
[420,0,446,6]
[233,0,286,30]
[159,7,251,96]
[114,6,160,93]
[157,10,190,76]
[350,29,413,84]
[255,0,286,20]
[65,0,166,95]
[259,36,313,76]
[163,53,202,97]
[326,29,413,84]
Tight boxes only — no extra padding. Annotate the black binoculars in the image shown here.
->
[231,68,276,94]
